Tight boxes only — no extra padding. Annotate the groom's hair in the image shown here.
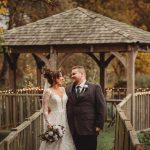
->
[72,66,86,76]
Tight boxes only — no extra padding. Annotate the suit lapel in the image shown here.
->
[76,81,90,102]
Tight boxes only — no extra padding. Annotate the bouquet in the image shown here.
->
[39,125,65,143]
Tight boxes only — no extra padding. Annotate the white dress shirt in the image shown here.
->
[75,80,86,93]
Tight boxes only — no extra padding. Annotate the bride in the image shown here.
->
[39,69,76,150]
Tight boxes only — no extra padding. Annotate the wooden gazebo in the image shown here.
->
[2,7,150,97]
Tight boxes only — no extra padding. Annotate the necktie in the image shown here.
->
[76,86,80,97]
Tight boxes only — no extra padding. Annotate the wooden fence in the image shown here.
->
[105,88,150,99]
[105,99,122,124]
[115,94,144,150]
[0,88,126,128]
[2,87,149,99]
[0,91,123,129]
[0,93,42,129]
[134,91,150,131]
[0,109,43,150]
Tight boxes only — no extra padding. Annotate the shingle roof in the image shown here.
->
[3,7,150,46]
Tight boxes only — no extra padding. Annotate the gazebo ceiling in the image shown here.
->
[2,7,150,52]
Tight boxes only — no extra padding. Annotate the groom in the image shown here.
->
[66,66,106,150]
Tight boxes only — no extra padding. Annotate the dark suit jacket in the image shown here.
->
[66,81,106,135]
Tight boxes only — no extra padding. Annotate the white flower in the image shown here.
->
[59,132,63,137]
[83,85,88,89]
[58,130,63,135]
[53,125,57,130]
[57,126,61,130]
[55,137,58,141]
[54,135,58,140]
[45,134,49,138]
[82,84,88,93]
[48,131,53,136]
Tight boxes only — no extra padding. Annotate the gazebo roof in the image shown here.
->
[3,7,150,46]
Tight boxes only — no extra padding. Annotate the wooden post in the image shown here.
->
[32,54,43,88]
[8,65,16,91]
[37,67,42,88]
[49,46,57,70]
[127,48,137,127]
[99,52,105,93]
[6,53,19,91]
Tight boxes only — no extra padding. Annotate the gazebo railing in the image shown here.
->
[0,109,43,150]
[0,93,42,129]
[105,88,150,99]
[115,94,144,150]
[118,94,132,122]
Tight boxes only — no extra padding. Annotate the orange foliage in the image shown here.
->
[0,0,7,15]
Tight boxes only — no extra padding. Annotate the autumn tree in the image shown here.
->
[0,0,150,89]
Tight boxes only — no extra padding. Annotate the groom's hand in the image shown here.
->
[96,127,101,135]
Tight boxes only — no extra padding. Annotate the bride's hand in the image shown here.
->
[47,123,52,129]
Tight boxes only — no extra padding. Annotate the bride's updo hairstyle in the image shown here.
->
[43,68,62,87]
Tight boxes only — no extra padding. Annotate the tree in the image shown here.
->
[0,0,8,88]
[1,0,150,89]
[136,53,150,74]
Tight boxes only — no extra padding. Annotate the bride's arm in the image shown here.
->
[42,89,51,127]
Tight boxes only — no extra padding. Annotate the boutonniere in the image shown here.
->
[82,84,88,93]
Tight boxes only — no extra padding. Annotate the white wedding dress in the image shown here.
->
[39,87,76,150]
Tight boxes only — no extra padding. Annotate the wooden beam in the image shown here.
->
[55,44,128,53]
[34,47,57,70]
[34,53,51,68]
[86,53,100,67]
[105,54,115,67]
[111,52,127,68]
[99,52,105,92]
[58,53,72,68]
[9,44,129,53]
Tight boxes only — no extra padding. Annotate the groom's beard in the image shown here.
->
[72,78,83,86]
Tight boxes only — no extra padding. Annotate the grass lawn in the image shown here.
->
[97,123,115,150]
[137,130,150,150]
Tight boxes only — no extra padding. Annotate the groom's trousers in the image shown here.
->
[73,133,97,150]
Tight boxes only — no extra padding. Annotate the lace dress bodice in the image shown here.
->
[46,89,67,111]
[42,88,68,127]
